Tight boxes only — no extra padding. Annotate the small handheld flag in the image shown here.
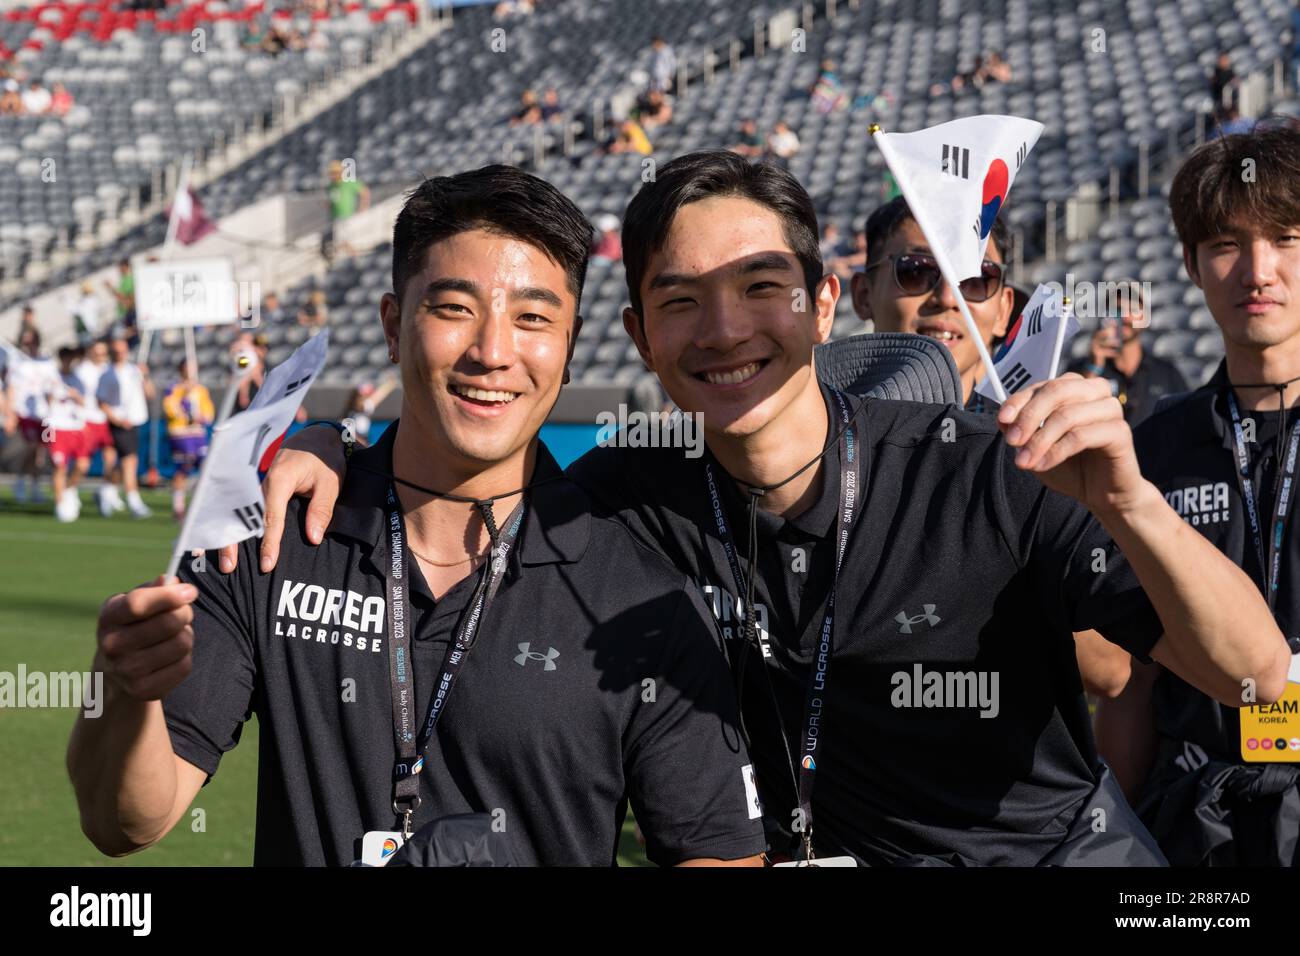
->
[975,284,1080,402]
[164,330,329,579]
[870,115,1044,401]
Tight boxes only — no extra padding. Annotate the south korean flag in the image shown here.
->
[175,330,329,553]
[975,284,1079,401]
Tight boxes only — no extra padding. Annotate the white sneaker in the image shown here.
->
[55,492,78,523]
[127,493,152,519]
[63,488,82,517]
[101,486,126,514]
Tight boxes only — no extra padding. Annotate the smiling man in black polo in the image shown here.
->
[67,167,766,867]
[248,153,1290,867]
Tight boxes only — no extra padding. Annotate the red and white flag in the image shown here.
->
[168,184,217,246]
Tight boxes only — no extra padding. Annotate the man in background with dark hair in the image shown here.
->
[252,150,1289,867]
[1097,124,1300,866]
[1069,282,1188,428]
[850,195,1015,409]
[69,165,766,868]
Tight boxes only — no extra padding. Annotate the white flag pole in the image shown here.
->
[1048,295,1073,380]
[183,325,198,376]
[869,124,1007,402]
[163,349,254,580]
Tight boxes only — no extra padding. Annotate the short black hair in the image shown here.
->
[1169,120,1300,255]
[864,195,1010,268]
[621,150,822,315]
[391,165,592,312]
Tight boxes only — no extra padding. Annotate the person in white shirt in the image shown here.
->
[4,328,58,504]
[766,121,801,166]
[21,79,52,115]
[649,36,676,93]
[96,336,155,518]
[49,347,88,522]
[67,281,103,346]
[75,339,122,516]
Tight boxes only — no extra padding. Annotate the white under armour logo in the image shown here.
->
[895,604,941,633]
[514,642,560,671]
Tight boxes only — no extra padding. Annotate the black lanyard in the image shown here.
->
[383,482,526,835]
[703,390,863,861]
[1225,390,1300,614]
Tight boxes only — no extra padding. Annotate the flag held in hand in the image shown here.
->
[173,330,329,557]
[975,284,1080,401]
[871,115,1045,282]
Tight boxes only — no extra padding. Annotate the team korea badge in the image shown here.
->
[1239,653,1300,762]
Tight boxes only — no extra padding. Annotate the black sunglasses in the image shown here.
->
[865,252,1004,303]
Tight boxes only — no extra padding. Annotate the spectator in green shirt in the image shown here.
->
[103,259,137,346]
[322,160,370,262]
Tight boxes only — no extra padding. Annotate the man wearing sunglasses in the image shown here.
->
[850,195,1014,409]
[853,198,1143,700]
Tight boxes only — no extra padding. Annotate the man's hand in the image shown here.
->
[997,373,1149,517]
[96,576,198,702]
[218,425,346,574]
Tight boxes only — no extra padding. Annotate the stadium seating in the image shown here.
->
[11,0,1300,391]
[0,0,416,285]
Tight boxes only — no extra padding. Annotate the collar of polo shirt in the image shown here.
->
[1167,360,1259,453]
[331,420,590,571]
[708,382,858,543]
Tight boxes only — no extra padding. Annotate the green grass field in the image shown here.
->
[0,487,649,866]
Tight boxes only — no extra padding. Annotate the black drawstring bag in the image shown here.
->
[384,813,519,867]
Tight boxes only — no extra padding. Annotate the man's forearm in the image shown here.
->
[1095,660,1162,803]
[1094,480,1290,706]
[67,684,180,856]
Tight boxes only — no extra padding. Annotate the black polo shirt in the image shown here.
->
[1067,352,1189,427]
[569,384,1165,865]
[1132,361,1300,769]
[165,421,765,866]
